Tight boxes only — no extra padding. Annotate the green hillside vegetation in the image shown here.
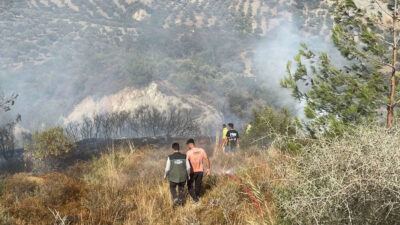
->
[0,0,329,127]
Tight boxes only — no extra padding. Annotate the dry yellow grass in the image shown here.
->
[0,143,291,225]
[3,125,399,224]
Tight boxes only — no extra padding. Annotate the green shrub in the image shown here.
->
[28,126,76,160]
[242,107,299,152]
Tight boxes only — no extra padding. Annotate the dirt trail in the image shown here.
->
[240,51,255,78]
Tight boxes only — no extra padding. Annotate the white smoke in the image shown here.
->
[253,20,344,118]
[63,82,223,134]
[13,123,30,148]
[63,83,191,124]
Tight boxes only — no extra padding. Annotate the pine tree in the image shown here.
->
[282,0,400,131]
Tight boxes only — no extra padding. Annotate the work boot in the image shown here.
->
[173,198,180,208]
[178,198,184,206]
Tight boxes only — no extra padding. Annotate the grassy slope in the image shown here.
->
[4,125,400,224]
[0,142,291,225]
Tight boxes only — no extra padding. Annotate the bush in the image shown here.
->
[8,197,49,225]
[28,126,76,160]
[242,107,300,151]
[25,126,76,172]
[3,173,41,200]
[276,125,400,225]
[2,173,86,225]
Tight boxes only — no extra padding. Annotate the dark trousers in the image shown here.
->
[225,142,237,153]
[169,181,185,202]
[187,172,203,201]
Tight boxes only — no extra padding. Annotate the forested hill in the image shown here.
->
[0,0,330,130]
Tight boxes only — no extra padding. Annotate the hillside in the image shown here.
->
[0,0,330,130]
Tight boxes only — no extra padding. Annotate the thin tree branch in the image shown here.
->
[375,20,393,30]
[372,0,393,18]
[364,53,394,68]
[394,98,400,107]
[376,34,395,47]
[343,34,393,68]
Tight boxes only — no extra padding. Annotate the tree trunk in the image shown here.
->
[387,0,398,128]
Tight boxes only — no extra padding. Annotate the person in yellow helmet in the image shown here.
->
[220,124,228,150]
[246,124,252,134]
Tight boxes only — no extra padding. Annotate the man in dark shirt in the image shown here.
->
[224,123,239,153]
[164,143,191,207]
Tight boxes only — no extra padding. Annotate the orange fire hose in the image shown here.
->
[225,173,264,219]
